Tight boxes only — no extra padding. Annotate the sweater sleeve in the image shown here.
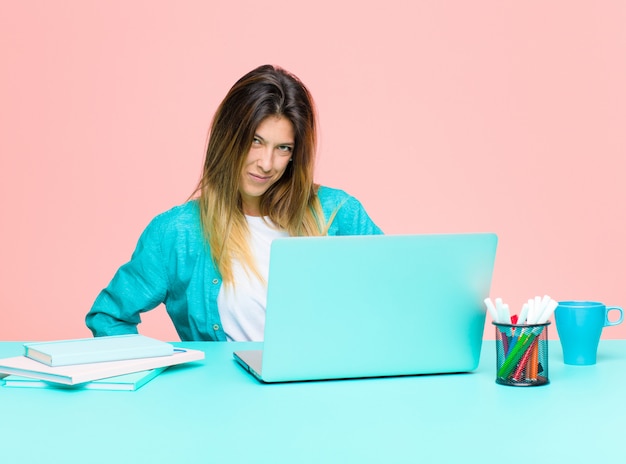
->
[85,215,170,337]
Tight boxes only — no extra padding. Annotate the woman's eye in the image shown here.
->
[278,145,293,152]
[252,137,262,145]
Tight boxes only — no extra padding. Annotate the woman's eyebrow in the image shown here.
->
[254,134,294,146]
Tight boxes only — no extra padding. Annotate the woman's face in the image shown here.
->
[239,115,294,216]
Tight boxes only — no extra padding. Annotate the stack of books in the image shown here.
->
[0,334,204,391]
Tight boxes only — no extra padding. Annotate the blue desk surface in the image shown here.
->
[1,340,624,463]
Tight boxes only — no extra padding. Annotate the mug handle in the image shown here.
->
[605,306,624,326]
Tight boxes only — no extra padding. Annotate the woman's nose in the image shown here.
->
[257,148,273,171]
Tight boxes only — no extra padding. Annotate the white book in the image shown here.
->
[0,348,204,385]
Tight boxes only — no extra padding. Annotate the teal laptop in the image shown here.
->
[234,233,498,383]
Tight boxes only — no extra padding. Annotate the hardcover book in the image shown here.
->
[2,367,167,391]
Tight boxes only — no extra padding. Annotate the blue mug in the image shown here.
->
[555,301,623,365]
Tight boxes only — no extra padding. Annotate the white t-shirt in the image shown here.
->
[217,216,289,341]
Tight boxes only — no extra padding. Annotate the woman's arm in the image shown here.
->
[85,216,169,337]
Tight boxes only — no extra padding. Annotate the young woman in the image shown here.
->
[86,65,382,341]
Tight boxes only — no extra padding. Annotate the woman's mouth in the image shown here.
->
[249,173,271,183]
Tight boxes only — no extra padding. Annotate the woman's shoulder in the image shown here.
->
[150,200,200,226]
[316,185,365,211]
[316,185,383,235]
[141,200,203,244]
[316,185,353,205]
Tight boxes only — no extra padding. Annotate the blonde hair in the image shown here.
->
[193,65,332,284]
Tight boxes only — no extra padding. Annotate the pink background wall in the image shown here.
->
[1,1,624,342]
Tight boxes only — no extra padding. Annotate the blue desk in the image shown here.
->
[1,341,624,463]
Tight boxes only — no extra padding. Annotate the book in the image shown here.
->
[0,348,204,385]
[24,334,174,366]
[2,367,167,391]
